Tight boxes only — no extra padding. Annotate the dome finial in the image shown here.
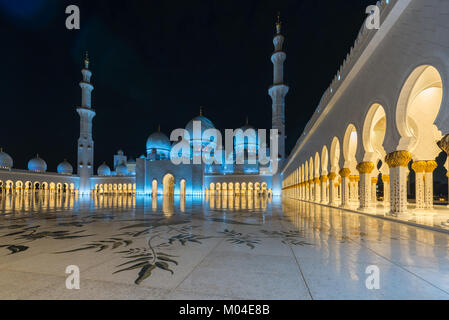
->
[84,51,89,68]
[158,124,161,132]
[200,106,203,116]
[246,116,249,126]
[276,12,282,34]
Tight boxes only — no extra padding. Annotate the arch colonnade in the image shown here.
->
[206,182,272,197]
[283,65,449,216]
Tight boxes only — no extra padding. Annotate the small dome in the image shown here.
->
[146,131,171,153]
[57,160,73,175]
[28,155,47,172]
[116,163,128,176]
[0,149,13,169]
[98,162,111,176]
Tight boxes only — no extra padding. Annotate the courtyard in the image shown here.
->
[0,193,448,300]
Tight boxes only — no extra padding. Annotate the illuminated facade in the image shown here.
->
[281,0,449,216]
[0,18,286,197]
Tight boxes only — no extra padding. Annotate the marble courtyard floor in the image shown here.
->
[0,193,449,300]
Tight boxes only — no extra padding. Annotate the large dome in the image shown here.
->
[185,115,215,139]
[0,149,13,169]
[98,162,111,176]
[116,163,129,176]
[57,160,73,175]
[146,131,171,153]
[28,155,47,172]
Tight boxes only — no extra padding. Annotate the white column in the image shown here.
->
[412,161,426,210]
[314,178,321,203]
[371,177,378,207]
[339,169,351,208]
[328,172,337,205]
[424,161,437,209]
[386,151,411,215]
[356,162,374,210]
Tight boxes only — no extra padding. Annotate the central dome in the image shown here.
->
[146,131,171,153]
[185,115,215,139]
[0,149,13,169]
[28,155,47,172]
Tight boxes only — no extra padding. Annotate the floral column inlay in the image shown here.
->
[339,168,351,208]
[424,160,437,209]
[385,151,412,215]
[411,161,426,209]
[356,162,374,210]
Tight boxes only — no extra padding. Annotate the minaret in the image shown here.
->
[77,52,96,194]
[268,14,289,161]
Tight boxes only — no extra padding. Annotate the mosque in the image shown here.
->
[0,17,288,197]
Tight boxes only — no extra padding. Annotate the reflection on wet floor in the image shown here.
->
[1,194,449,299]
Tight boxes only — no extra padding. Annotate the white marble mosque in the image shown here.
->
[3,0,449,300]
[0,14,289,199]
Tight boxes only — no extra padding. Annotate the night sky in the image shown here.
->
[0,0,374,171]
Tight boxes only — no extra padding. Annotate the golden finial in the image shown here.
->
[84,51,89,68]
[158,124,161,132]
[246,116,249,125]
[276,12,282,34]
[200,106,203,116]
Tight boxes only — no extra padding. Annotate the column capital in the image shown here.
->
[385,151,411,168]
[356,161,375,174]
[425,160,438,173]
[411,160,427,173]
[371,177,378,184]
[339,168,351,178]
[382,174,390,183]
[328,172,337,180]
[320,176,328,182]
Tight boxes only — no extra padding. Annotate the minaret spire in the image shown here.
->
[77,53,96,194]
[84,51,89,68]
[276,12,282,35]
[268,13,289,161]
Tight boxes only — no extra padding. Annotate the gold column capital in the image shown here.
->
[328,172,337,180]
[356,161,375,174]
[320,176,328,182]
[339,168,351,178]
[314,178,320,184]
[425,160,438,173]
[382,174,390,183]
[411,160,427,173]
[371,177,378,184]
[385,151,411,168]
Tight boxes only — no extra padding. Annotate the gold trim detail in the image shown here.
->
[425,160,438,173]
[328,172,337,180]
[385,151,411,168]
[339,168,351,178]
[356,162,375,174]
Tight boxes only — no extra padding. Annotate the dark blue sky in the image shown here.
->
[0,0,373,170]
